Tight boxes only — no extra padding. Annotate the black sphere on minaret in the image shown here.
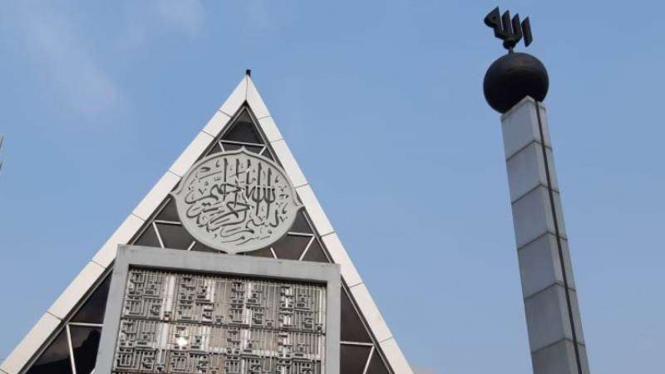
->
[482,7,548,113]
[483,52,549,113]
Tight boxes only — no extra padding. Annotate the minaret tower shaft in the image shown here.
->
[484,8,591,374]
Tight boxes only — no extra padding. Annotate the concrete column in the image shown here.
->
[501,97,590,374]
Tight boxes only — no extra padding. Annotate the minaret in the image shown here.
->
[483,8,590,374]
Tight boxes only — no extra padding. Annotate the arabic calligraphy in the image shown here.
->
[484,7,532,51]
[172,149,302,254]
[113,268,327,374]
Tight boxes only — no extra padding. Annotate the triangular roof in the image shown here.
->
[0,75,414,374]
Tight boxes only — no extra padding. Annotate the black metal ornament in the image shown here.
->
[484,7,532,52]
[483,7,548,113]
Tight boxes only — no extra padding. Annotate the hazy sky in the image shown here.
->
[1,1,664,374]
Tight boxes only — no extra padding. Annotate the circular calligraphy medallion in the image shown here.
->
[172,149,302,254]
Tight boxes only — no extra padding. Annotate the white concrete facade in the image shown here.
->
[1,75,414,374]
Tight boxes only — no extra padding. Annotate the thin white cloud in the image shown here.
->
[0,1,206,119]
[3,2,122,118]
[157,0,205,36]
[121,0,205,49]
[245,0,271,32]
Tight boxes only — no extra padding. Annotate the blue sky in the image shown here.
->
[1,1,664,373]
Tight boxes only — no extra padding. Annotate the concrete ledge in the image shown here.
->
[132,171,180,220]
[92,214,145,268]
[321,233,362,287]
[48,261,105,320]
[201,110,232,138]
[246,78,270,119]
[296,185,334,237]
[0,313,61,374]
[219,77,247,117]
[259,116,283,143]
[349,283,392,343]
[169,131,215,177]
[271,140,307,188]
[379,338,414,374]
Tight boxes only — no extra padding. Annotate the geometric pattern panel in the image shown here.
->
[70,326,101,374]
[366,350,391,374]
[25,329,72,374]
[71,276,111,324]
[340,345,372,374]
[341,290,372,343]
[25,325,101,374]
[112,268,327,374]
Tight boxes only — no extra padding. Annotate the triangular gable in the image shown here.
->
[1,75,413,374]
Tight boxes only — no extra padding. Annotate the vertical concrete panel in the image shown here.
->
[518,234,564,299]
[501,98,590,374]
[506,142,550,202]
[511,186,556,248]
[524,285,573,351]
[531,339,579,374]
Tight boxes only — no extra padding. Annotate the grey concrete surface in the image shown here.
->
[501,97,590,374]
